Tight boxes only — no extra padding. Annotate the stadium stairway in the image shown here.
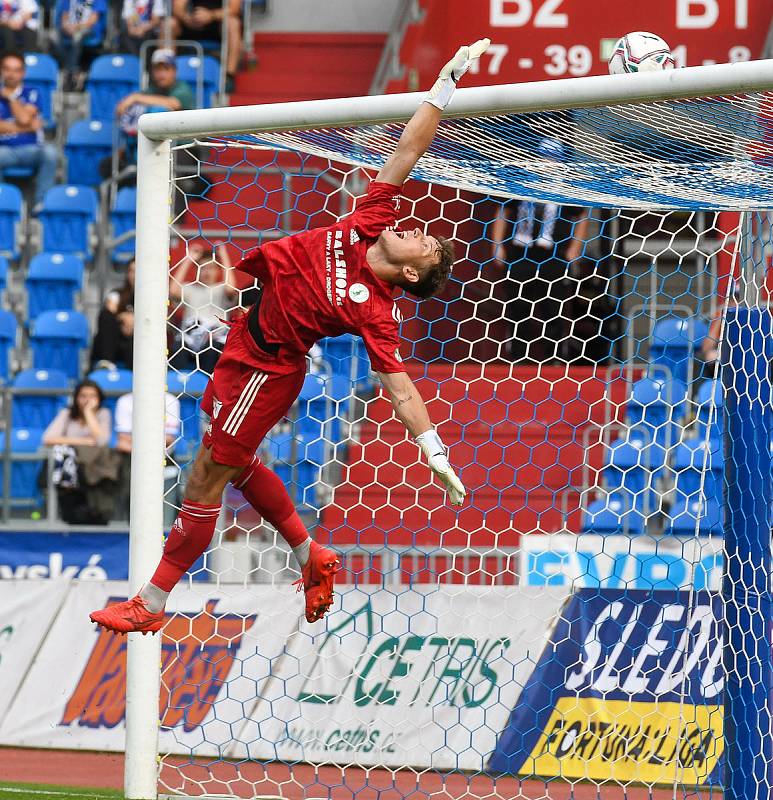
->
[232,32,387,105]
[320,363,629,552]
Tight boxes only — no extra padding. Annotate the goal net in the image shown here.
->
[127,62,773,799]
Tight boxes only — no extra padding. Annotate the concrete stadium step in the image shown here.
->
[231,32,386,105]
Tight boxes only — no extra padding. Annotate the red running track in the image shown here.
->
[0,748,715,800]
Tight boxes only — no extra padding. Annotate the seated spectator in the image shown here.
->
[102,49,194,186]
[54,0,107,90]
[169,241,237,373]
[91,257,134,369]
[0,0,39,52]
[120,0,166,57]
[171,0,241,92]
[114,389,181,525]
[0,51,57,213]
[43,379,119,524]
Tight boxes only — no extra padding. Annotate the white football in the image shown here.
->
[608,31,675,75]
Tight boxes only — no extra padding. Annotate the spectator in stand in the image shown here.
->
[114,389,181,525]
[169,241,237,373]
[103,48,194,186]
[120,0,167,56]
[0,51,57,214]
[91,257,134,369]
[0,0,39,51]
[491,139,590,363]
[54,0,107,90]
[43,379,118,524]
[171,0,241,91]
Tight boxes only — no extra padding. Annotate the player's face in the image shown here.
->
[382,227,441,268]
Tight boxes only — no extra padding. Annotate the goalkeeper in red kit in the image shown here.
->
[90,39,489,633]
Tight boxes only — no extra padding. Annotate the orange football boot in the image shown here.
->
[89,594,165,635]
[293,541,340,623]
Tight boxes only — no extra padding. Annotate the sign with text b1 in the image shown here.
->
[519,534,723,591]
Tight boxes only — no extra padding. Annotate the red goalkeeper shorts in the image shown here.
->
[201,313,306,467]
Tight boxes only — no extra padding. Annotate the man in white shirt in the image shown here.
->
[114,391,181,527]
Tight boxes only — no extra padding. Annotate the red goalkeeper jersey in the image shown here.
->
[236,181,406,374]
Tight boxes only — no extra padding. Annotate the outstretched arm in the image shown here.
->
[378,370,466,506]
[376,38,490,187]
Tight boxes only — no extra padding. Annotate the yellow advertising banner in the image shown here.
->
[521,697,723,784]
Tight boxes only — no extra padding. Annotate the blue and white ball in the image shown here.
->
[608,32,675,75]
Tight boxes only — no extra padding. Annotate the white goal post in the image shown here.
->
[128,59,773,799]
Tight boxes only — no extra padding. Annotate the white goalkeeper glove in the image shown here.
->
[424,38,491,111]
[415,429,466,506]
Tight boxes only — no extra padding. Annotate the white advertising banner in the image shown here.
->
[233,585,569,771]
[519,533,724,590]
[0,580,301,754]
[0,579,70,724]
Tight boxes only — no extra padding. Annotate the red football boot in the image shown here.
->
[89,594,166,635]
[293,541,340,623]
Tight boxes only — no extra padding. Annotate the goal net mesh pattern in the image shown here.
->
[151,88,773,797]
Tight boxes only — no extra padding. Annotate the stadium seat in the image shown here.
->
[581,491,646,536]
[11,369,69,429]
[86,54,140,122]
[603,435,665,513]
[30,310,89,380]
[0,308,17,382]
[0,183,23,260]
[319,334,372,388]
[650,316,709,385]
[175,55,220,108]
[297,373,329,441]
[166,370,209,446]
[0,255,8,298]
[23,53,59,129]
[38,185,98,260]
[264,428,324,507]
[672,438,724,506]
[696,379,723,442]
[665,496,722,536]
[626,376,687,447]
[26,253,84,319]
[110,186,136,263]
[0,427,44,506]
[87,368,133,415]
[64,120,113,187]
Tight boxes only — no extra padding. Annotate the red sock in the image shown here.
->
[233,457,308,547]
[149,501,221,592]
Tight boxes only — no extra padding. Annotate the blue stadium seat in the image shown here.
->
[166,370,209,446]
[0,255,8,298]
[696,379,723,442]
[665,496,722,536]
[175,55,220,108]
[672,438,724,506]
[87,368,133,415]
[39,185,98,259]
[23,53,59,129]
[297,373,328,441]
[110,186,136,263]
[319,334,372,388]
[626,376,687,447]
[26,253,84,319]
[0,183,23,260]
[86,54,140,122]
[30,310,89,380]
[64,120,113,187]
[603,435,665,513]
[264,428,324,507]
[650,316,709,385]
[581,491,645,535]
[11,369,69,429]
[0,309,17,381]
[0,427,44,506]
